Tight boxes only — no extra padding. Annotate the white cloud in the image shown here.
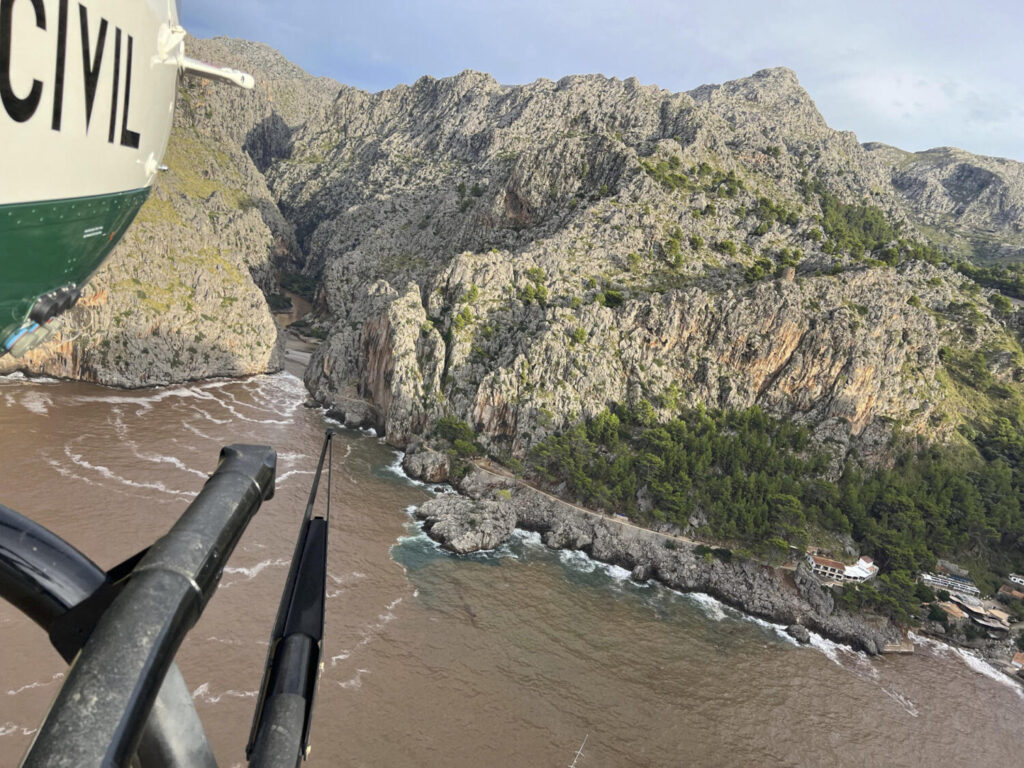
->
[818,66,1024,157]
[183,0,1024,160]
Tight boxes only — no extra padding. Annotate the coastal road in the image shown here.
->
[469,458,704,549]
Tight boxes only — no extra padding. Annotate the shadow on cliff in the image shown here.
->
[244,113,295,173]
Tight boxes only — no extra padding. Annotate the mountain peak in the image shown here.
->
[751,65,800,83]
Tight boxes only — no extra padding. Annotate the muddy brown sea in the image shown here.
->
[2,361,1023,767]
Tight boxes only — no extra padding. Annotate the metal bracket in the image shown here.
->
[48,548,149,662]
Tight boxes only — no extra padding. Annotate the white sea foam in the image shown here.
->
[208,396,291,425]
[325,570,364,599]
[191,682,257,704]
[64,445,193,497]
[6,672,63,696]
[232,372,306,415]
[182,421,218,441]
[683,591,728,622]
[19,391,52,415]
[187,405,233,425]
[347,595,408,653]
[277,451,311,464]
[329,651,350,666]
[558,548,597,573]
[807,631,848,666]
[556,547,636,582]
[383,452,425,486]
[0,722,38,738]
[881,686,920,717]
[742,614,801,646]
[382,453,451,492]
[805,631,877,683]
[220,558,289,587]
[338,669,370,689]
[952,647,1024,699]
[907,631,952,657]
[129,447,207,479]
[671,590,799,644]
[73,385,217,415]
[0,371,58,384]
[275,468,317,485]
[604,563,633,581]
[46,456,97,486]
[511,529,543,548]
[909,632,1024,698]
[396,528,442,552]
[378,597,403,623]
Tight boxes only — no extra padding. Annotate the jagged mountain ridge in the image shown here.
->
[8,38,1024,470]
[866,142,1024,261]
[239,48,1022,464]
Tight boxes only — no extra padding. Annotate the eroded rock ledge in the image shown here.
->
[415,464,899,655]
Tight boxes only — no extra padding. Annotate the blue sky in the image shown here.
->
[184,1,1024,161]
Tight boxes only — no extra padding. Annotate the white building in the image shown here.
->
[1009,573,1024,587]
[807,554,878,584]
[919,572,981,598]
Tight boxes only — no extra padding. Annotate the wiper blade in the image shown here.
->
[247,430,334,767]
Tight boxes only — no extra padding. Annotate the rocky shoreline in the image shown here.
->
[408,459,902,655]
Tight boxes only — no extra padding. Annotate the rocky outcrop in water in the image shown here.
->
[787,624,812,643]
[421,465,898,653]
[401,440,451,483]
[415,494,517,554]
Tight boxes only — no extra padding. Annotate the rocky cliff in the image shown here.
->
[0,37,341,386]
[258,62,1024,466]
[866,143,1024,261]
[9,38,1024,461]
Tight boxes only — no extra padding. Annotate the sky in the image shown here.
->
[183,0,1024,162]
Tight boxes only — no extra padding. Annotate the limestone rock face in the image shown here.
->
[238,58,1021,464]
[305,282,444,446]
[401,445,451,484]
[11,35,1023,458]
[866,143,1024,261]
[0,36,339,386]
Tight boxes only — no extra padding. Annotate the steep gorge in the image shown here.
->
[8,38,1024,474]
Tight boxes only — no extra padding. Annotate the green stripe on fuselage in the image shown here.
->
[1,187,151,345]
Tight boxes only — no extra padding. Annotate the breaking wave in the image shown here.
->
[191,682,257,704]
[220,558,290,588]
